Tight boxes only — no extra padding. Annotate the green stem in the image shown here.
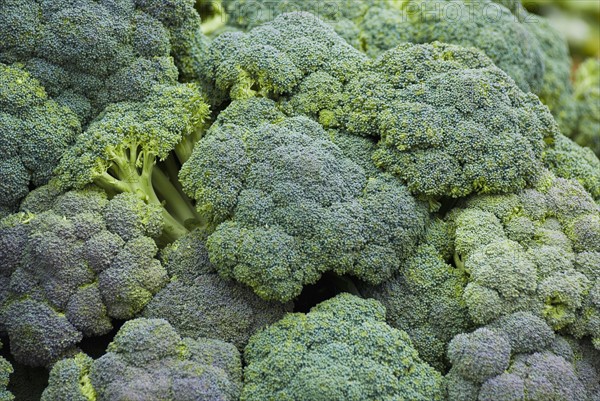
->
[152,167,200,226]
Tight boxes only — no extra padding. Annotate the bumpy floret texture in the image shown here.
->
[0,342,13,401]
[242,293,444,401]
[572,59,600,156]
[41,318,242,401]
[180,98,429,301]
[202,11,367,104]
[445,313,599,400]
[0,63,80,217]
[0,0,205,123]
[222,0,544,93]
[347,42,554,198]
[203,13,556,199]
[363,219,472,371]
[448,172,600,346]
[0,188,168,366]
[143,229,292,349]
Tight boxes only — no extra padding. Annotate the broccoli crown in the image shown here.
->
[203,13,555,199]
[242,293,444,401]
[0,342,13,401]
[445,313,598,401]
[572,59,600,156]
[362,219,473,371]
[222,0,544,93]
[56,82,209,243]
[180,98,429,301]
[143,229,292,349]
[448,171,600,346]
[0,63,80,217]
[345,42,554,198]
[42,318,242,401]
[202,11,367,103]
[0,188,168,366]
[543,133,600,201]
[0,0,205,123]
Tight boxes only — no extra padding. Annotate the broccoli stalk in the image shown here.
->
[57,83,211,244]
[92,143,198,243]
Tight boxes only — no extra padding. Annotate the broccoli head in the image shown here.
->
[363,219,473,371]
[448,171,600,346]
[572,59,600,156]
[41,318,242,401]
[143,229,292,349]
[0,63,80,217]
[0,0,206,123]
[445,313,596,401]
[0,342,13,401]
[56,83,210,243]
[0,188,168,366]
[242,293,444,401]
[222,0,545,94]
[180,98,429,301]
[346,42,554,198]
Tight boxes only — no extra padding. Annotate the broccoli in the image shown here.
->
[0,0,206,123]
[56,83,210,243]
[346,42,554,198]
[445,313,598,400]
[543,133,600,201]
[0,63,80,218]
[242,293,444,401]
[41,318,242,401]
[572,59,600,156]
[143,229,293,349]
[180,98,429,301]
[0,188,168,366]
[0,342,13,401]
[203,13,556,199]
[362,219,473,371]
[447,171,600,347]
[222,0,543,92]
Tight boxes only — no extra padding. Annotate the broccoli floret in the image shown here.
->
[222,0,545,94]
[56,83,209,243]
[0,342,13,401]
[354,42,553,198]
[180,98,429,301]
[0,63,80,217]
[202,11,367,104]
[363,219,472,371]
[447,172,600,346]
[42,318,242,401]
[242,293,444,401]
[0,188,168,366]
[543,133,600,201]
[446,313,595,400]
[0,0,206,124]
[143,230,292,349]
[572,59,600,156]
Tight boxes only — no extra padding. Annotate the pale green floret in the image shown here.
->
[56,83,210,244]
[242,293,444,401]
[0,188,168,366]
[43,318,242,401]
[448,172,600,346]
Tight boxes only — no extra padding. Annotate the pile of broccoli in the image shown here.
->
[0,0,598,400]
